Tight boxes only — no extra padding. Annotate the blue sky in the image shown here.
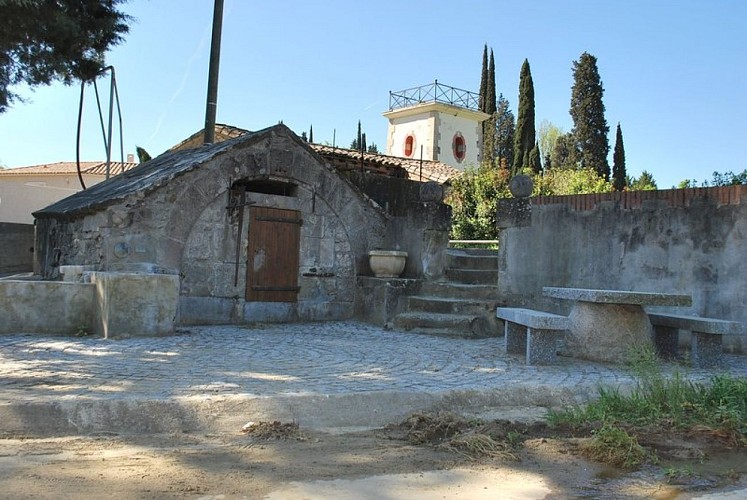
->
[1,0,745,189]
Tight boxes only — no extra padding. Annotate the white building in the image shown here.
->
[383,81,489,170]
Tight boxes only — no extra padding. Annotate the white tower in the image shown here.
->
[383,81,489,170]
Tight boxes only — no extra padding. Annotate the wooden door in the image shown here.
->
[246,207,301,302]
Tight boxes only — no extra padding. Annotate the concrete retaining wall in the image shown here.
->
[0,280,94,334]
[0,223,34,275]
[499,186,747,352]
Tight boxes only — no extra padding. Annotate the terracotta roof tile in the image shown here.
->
[0,161,137,176]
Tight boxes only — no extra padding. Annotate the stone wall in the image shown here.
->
[498,186,747,352]
[0,280,94,334]
[0,223,34,275]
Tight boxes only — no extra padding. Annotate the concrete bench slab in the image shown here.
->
[648,313,744,369]
[496,307,569,330]
[648,313,744,335]
[496,307,568,365]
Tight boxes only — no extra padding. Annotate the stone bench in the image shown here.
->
[496,307,569,365]
[648,313,744,368]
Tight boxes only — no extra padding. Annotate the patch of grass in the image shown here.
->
[664,464,694,483]
[580,425,650,469]
[547,346,747,467]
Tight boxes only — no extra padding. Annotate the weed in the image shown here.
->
[580,425,650,469]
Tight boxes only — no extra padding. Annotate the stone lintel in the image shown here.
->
[543,287,692,307]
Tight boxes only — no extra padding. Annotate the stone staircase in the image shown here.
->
[393,248,501,338]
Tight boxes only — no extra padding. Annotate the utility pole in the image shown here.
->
[204,0,224,144]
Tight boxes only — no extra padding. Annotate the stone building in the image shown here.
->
[33,124,452,326]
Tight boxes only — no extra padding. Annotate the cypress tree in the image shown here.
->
[529,142,542,174]
[513,59,536,174]
[612,123,627,191]
[478,44,488,113]
[570,52,610,180]
[487,50,496,115]
[357,120,362,151]
[362,132,367,153]
[309,125,313,143]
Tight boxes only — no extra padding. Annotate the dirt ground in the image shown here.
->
[0,421,745,499]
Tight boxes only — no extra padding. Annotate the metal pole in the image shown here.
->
[204,0,225,144]
[419,145,423,182]
[106,68,115,179]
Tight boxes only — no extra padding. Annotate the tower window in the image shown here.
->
[404,135,415,157]
[453,133,466,162]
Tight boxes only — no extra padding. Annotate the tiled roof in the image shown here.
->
[172,124,460,184]
[309,144,459,184]
[0,161,138,176]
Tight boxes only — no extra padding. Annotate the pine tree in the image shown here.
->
[300,131,308,142]
[495,94,515,170]
[0,0,131,113]
[309,125,313,143]
[612,123,627,191]
[570,52,610,180]
[478,44,488,113]
[512,59,536,174]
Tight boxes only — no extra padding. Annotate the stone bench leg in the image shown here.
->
[505,321,526,355]
[691,331,723,368]
[527,328,557,365]
[653,325,679,360]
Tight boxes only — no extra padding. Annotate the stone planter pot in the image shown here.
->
[368,250,408,278]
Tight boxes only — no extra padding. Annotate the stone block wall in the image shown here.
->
[0,223,34,275]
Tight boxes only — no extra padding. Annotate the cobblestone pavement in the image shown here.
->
[1,321,745,404]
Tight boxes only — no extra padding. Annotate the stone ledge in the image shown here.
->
[496,307,568,330]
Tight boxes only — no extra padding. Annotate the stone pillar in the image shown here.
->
[91,272,180,339]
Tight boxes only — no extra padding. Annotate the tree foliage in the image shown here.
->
[447,163,613,240]
[447,165,511,241]
[612,123,627,191]
[551,132,578,170]
[478,44,488,113]
[570,52,610,180]
[0,0,131,113]
[538,120,564,170]
[494,94,514,170]
[678,170,747,188]
[479,46,498,165]
[628,170,657,191]
[534,168,612,196]
[135,146,151,163]
[513,59,536,174]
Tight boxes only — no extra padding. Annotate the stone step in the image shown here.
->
[444,268,498,285]
[445,250,499,270]
[393,312,497,338]
[407,296,498,316]
[419,281,499,300]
